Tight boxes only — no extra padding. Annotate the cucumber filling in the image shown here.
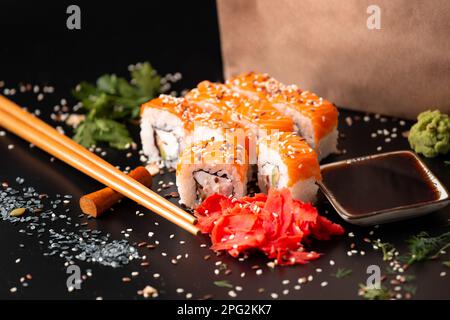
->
[155,129,179,161]
[261,163,280,190]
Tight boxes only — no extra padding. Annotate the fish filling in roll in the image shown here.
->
[193,170,233,201]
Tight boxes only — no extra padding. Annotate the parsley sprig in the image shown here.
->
[71,62,161,149]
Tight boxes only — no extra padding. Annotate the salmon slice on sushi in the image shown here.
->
[185,81,295,137]
[140,95,204,168]
[176,140,249,208]
[257,132,321,203]
[227,72,339,160]
[190,110,244,145]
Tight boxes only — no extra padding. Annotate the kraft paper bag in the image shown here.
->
[217,0,450,119]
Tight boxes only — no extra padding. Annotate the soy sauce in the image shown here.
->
[321,152,441,216]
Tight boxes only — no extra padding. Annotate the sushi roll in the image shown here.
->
[140,95,204,168]
[185,81,295,137]
[227,72,339,160]
[190,110,244,145]
[176,140,248,208]
[257,132,321,203]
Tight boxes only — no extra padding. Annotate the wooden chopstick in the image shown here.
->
[0,95,195,225]
[0,95,199,235]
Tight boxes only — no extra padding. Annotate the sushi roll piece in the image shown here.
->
[176,140,248,208]
[185,81,295,137]
[257,132,321,203]
[140,95,204,168]
[190,110,244,144]
[227,72,339,160]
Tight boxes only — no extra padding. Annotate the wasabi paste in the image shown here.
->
[408,110,450,158]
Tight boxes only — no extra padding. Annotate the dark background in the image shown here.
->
[0,1,449,301]
[0,0,223,88]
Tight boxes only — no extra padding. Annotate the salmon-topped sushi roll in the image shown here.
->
[176,140,249,208]
[140,95,204,168]
[190,110,244,144]
[258,132,321,203]
[227,72,339,160]
[186,81,294,137]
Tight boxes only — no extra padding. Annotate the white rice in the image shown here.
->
[257,139,318,203]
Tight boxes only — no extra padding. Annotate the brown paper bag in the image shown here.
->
[217,0,450,119]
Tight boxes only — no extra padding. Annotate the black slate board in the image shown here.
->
[0,0,449,300]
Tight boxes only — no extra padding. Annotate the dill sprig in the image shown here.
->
[358,284,392,300]
[332,267,353,279]
[213,280,233,288]
[404,231,450,265]
[373,239,397,261]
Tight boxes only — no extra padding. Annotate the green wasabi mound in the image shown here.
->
[408,110,450,158]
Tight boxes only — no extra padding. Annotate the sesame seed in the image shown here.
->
[228,290,237,298]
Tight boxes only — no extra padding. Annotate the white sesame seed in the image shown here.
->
[321,281,328,287]
[256,269,263,275]
[228,290,237,298]
[329,260,335,266]
[270,293,279,299]
[10,287,17,293]
[440,272,446,277]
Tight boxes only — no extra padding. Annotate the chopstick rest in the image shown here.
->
[80,166,152,217]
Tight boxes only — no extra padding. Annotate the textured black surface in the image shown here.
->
[0,1,449,300]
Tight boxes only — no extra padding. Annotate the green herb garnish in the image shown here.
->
[404,231,450,265]
[332,267,353,279]
[73,118,133,149]
[373,239,397,261]
[403,284,417,295]
[213,280,233,288]
[442,261,450,267]
[358,284,392,300]
[72,62,161,149]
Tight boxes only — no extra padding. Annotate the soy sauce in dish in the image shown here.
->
[321,152,440,217]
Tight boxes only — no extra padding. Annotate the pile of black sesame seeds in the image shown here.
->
[1,179,140,268]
